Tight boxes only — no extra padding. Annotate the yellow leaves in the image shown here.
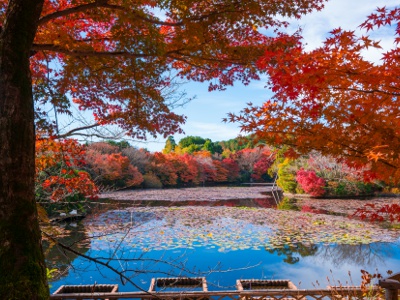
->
[313,220,325,225]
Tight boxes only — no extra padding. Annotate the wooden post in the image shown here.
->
[379,279,400,300]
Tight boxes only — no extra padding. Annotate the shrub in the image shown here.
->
[142,173,163,189]
[296,169,326,197]
[276,158,298,193]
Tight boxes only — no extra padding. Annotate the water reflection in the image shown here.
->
[317,243,389,267]
[44,222,90,281]
[266,242,318,264]
[46,200,400,293]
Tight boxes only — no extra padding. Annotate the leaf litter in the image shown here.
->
[84,205,400,252]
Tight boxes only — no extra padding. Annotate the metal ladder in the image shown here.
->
[271,174,282,206]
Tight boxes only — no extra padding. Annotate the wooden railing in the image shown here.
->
[379,278,400,300]
[50,286,382,300]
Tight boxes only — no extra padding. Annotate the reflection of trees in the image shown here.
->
[317,243,389,268]
[266,242,319,264]
[265,238,391,268]
[277,197,299,211]
[44,222,90,281]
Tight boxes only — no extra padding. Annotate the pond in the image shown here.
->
[46,196,400,294]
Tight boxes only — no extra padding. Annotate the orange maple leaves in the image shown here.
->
[27,0,326,140]
[36,137,98,201]
[230,6,400,183]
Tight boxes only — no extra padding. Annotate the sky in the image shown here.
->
[68,0,399,152]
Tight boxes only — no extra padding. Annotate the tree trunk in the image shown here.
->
[0,0,48,299]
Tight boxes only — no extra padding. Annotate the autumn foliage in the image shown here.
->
[353,203,400,223]
[29,0,326,141]
[85,150,143,189]
[35,137,282,201]
[230,6,400,183]
[296,169,325,197]
[35,137,98,201]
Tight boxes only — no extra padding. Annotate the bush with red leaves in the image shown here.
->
[296,169,326,197]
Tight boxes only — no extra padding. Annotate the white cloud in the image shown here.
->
[187,121,241,139]
[285,0,398,61]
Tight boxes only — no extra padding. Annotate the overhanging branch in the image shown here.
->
[38,0,184,27]
[31,44,154,58]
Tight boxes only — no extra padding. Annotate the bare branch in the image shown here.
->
[42,231,149,292]
[56,123,101,139]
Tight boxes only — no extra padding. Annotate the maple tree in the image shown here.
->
[150,152,178,186]
[36,137,98,201]
[0,0,325,297]
[251,148,274,181]
[230,6,400,183]
[233,147,269,181]
[85,148,143,189]
[195,155,218,183]
[167,153,199,184]
[212,160,229,182]
[221,158,240,182]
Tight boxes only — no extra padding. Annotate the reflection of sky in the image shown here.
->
[49,207,400,294]
[50,242,400,293]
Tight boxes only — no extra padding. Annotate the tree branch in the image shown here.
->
[56,123,101,139]
[331,86,400,97]
[38,0,112,25]
[31,43,154,58]
[38,0,184,27]
[42,231,150,292]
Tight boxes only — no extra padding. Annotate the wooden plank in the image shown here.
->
[50,287,375,299]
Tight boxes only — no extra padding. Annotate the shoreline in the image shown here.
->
[99,186,272,201]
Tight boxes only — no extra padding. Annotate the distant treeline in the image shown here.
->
[35,136,274,203]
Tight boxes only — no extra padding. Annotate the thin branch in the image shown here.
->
[332,86,400,97]
[38,0,111,25]
[38,0,184,27]
[42,231,150,292]
[31,44,153,58]
[56,123,101,139]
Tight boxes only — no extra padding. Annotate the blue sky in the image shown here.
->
[137,0,398,152]
[57,0,398,152]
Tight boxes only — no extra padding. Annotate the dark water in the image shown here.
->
[47,198,400,293]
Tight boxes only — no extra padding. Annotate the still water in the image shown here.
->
[47,198,400,293]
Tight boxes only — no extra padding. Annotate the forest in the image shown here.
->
[35,135,274,203]
[36,134,388,207]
